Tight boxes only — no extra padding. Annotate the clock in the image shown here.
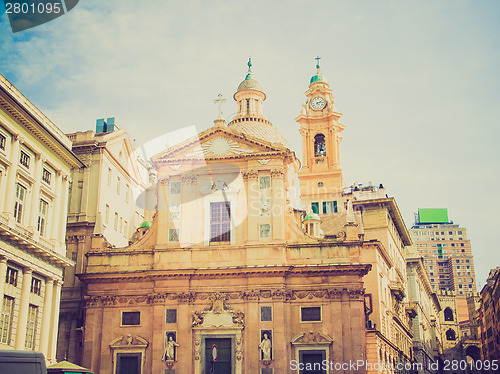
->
[310,96,326,110]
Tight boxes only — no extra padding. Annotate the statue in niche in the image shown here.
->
[259,332,272,361]
[163,334,179,361]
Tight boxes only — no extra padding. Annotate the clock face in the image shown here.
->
[310,96,326,110]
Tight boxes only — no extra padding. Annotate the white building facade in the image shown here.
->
[0,73,82,362]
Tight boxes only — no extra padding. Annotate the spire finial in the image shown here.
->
[245,57,253,79]
[315,56,321,73]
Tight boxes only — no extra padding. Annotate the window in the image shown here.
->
[260,306,272,322]
[311,202,319,214]
[444,307,454,321]
[300,307,321,322]
[123,221,128,237]
[125,185,130,203]
[6,267,18,286]
[168,228,179,242]
[314,134,326,157]
[116,177,120,194]
[30,278,41,295]
[259,176,271,190]
[210,202,230,243]
[105,205,110,224]
[0,133,5,150]
[259,224,271,238]
[20,151,30,168]
[114,212,118,230]
[42,168,51,184]
[322,201,337,213]
[25,305,38,349]
[0,296,14,344]
[170,181,181,195]
[107,168,112,186]
[14,183,26,224]
[119,217,123,233]
[37,199,48,236]
[166,309,177,324]
[121,311,140,326]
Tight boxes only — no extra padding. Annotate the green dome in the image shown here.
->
[310,72,327,85]
[139,220,152,228]
[304,212,320,221]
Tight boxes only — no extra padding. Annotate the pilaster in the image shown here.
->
[28,154,43,231]
[39,278,54,356]
[15,267,32,350]
[4,134,20,217]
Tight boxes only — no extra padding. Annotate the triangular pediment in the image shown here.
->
[151,126,288,163]
[99,130,146,184]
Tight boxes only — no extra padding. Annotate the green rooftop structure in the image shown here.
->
[418,208,449,224]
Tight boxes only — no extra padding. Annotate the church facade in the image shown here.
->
[76,61,414,374]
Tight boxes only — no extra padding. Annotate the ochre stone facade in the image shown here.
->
[76,62,416,374]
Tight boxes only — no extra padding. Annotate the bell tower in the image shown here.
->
[297,58,345,214]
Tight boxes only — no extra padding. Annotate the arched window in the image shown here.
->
[446,329,456,341]
[444,307,454,321]
[314,134,326,157]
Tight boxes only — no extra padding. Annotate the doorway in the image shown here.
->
[116,353,141,374]
[205,338,231,374]
[299,350,326,374]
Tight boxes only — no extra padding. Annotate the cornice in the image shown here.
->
[78,263,372,283]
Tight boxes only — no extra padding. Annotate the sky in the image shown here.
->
[1,0,499,288]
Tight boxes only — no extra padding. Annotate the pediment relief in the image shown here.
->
[291,332,333,346]
[192,292,244,330]
[109,334,149,348]
[152,127,287,163]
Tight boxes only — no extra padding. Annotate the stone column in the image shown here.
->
[47,280,62,361]
[28,154,43,231]
[0,257,7,301]
[15,268,32,350]
[38,278,54,356]
[4,134,20,216]
[50,172,62,242]
[58,175,69,245]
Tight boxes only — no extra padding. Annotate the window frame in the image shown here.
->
[19,150,30,168]
[121,311,141,326]
[300,306,322,323]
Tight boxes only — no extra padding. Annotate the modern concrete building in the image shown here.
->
[57,122,149,364]
[0,73,82,362]
[410,208,477,323]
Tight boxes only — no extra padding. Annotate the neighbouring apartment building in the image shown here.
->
[0,73,82,362]
[406,247,443,373]
[479,266,500,360]
[57,121,149,363]
[410,208,477,323]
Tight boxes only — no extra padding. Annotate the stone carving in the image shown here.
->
[163,335,179,361]
[125,334,133,345]
[258,159,271,165]
[232,311,245,326]
[169,164,181,171]
[85,288,365,307]
[259,332,272,361]
[192,311,204,326]
[194,338,201,360]
[242,170,259,180]
[290,332,333,345]
[235,337,243,361]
